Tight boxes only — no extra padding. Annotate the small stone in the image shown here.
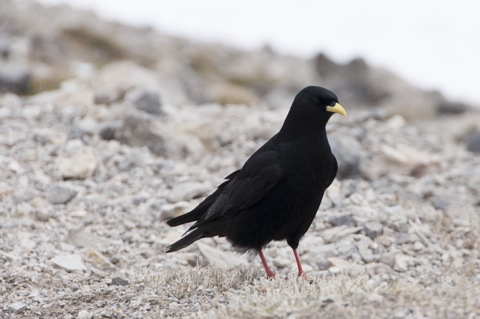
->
[159,202,190,220]
[8,302,27,313]
[197,242,248,269]
[328,214,352,226]
[413,241,425,251]
[51,254,87,271]
[167,182,210,203]
[393,254,415,272]
[466,131,480,154]
[364,221,383,239]
[57,146,99,180]
[0,66,30,94]
[84,247,114,269]
[111,276,129,286]
[327,256,352,271]
[67,228,110,249]
[321,226,363,243]
[125,89,162,115]
[47,185,78,204]
[357,236,379,263]
[77,310,92,319]
[379,252,396,268]
[98,121,121,140]
[377,235,395,247]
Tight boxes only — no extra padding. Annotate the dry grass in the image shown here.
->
[128,265,479,319]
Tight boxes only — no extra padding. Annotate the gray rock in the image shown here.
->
[356,236,379,263]
[51,254,87,271]
[98,121,121,140]
[114,114,166,156]
[47,185,78,204]
[111,276,129,286]
[328,214,352,226]
[364,221,383,239]
[0,65,30,94]
[125,89,162,115]
[437,100,468,114]
[466,131,480,154]
[329,136,365,179]
[8,302,27,313]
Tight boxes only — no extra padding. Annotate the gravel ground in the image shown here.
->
[1,82,479,318]
[0,1,479,317]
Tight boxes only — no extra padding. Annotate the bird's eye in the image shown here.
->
[313,98,320,105]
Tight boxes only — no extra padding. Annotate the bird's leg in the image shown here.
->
[258,249,275,278]
[292,248,307,279]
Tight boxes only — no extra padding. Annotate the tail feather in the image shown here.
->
[166,170,239,227]
[165,229,204,253]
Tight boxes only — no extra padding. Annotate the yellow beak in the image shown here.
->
[326,103,347,116]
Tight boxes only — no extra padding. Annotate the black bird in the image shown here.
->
[166,86,346,278]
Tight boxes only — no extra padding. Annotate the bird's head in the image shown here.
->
[296,86,347,117]
[280,86,346,136]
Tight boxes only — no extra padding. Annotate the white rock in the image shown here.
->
[197,243,248,269]
[321,226,363,243]
[51,254,87,271]
[393,254,415,272]
[167,182,210,203]
[57,146,98,179]
[8,302,27,313]
[77,310,92,319]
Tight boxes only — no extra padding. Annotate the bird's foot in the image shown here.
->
[266,271,276,279]
[298,271,309,280]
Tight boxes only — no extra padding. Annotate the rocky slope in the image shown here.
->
[0,1,479,318]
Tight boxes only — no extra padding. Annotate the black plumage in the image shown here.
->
[166,86,346,277]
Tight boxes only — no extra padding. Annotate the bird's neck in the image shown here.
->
[278,110,331,142]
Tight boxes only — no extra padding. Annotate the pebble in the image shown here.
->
[321,226,363,243]
[84,247,114,269]
[357,236,379,263]
[111,276,130,286]
[197,243,248,269]
[466,131,480,154]
[167,182,210,203]
[51,254,87,271]
[363,221,383,239]
[47,185,78,204]
[327,214,352,226]
[77,310,92,319]
[8,302,27,313]
[393,254,415,272]
[57,146,99,179]
[125,89,162,115]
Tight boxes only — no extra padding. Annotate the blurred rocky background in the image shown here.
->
[1,0,479,318]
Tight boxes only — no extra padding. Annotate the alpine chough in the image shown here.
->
[166,86,347,278]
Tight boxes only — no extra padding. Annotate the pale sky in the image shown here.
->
[39,0,480,106]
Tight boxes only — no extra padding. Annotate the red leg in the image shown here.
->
[292,248,307,278]
[258,249,275,278]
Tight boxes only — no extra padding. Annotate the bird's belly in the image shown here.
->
[226,176,325,250]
